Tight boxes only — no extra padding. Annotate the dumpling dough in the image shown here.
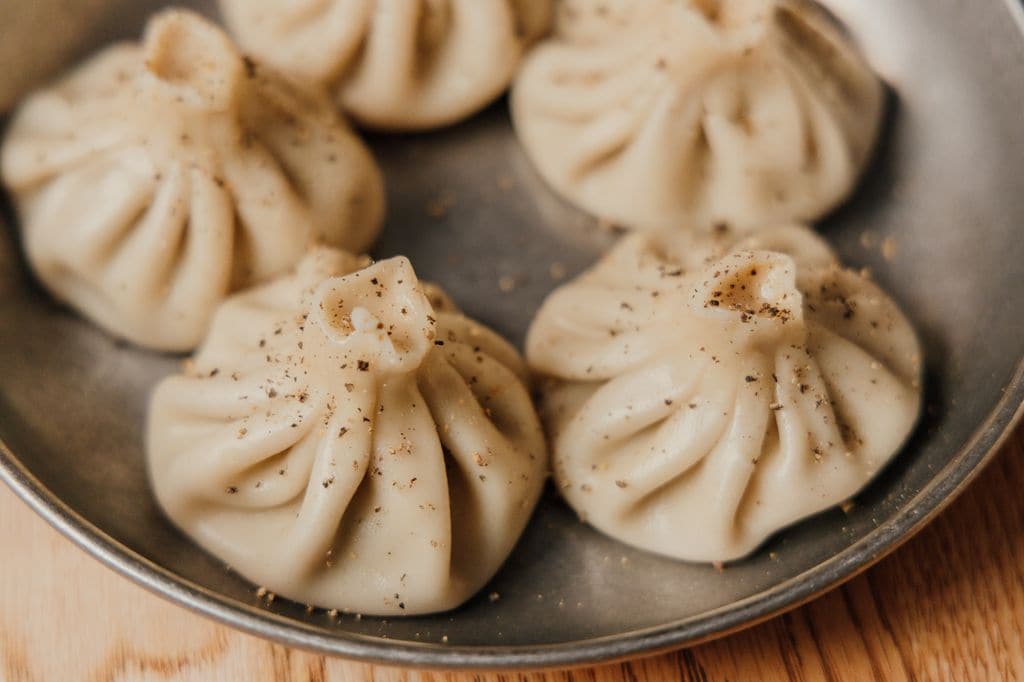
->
[148,248,547,615]
[527,225,921,562]
[511,0,884,233]
[1,10,384,351]
[220,0,554,130]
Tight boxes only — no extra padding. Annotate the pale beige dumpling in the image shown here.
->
[512,0,884,233]
[147,248,547,616]
[527,225,922,562]
[220,0,553,130]
[1,10,384,351]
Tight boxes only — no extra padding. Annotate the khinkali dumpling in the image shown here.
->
[527,225,921,562]
[220,0,554,130]
[148,248,547,615]
[1,10,384,351]
[511,0,884,233]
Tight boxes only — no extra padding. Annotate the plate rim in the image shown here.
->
[2,0,1024,668]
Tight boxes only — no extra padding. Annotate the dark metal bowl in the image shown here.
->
[1,0,1023,669]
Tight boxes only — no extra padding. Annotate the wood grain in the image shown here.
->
[2,424,1023,682]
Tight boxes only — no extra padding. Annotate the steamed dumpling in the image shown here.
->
[527,225,921,562]
[1,10,384,351]
[511,0,884,233]
[147,248,547,615]
[220,0,554,130]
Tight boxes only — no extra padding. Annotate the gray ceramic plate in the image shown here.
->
[2,0,1024,670]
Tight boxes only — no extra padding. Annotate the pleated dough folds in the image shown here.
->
[148,248,547,615]
[1,10,384,351]
[527,225,921,562]
[221,0,554,130]
[512,0,884,233]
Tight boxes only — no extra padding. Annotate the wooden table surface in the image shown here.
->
[2,423,1022,681]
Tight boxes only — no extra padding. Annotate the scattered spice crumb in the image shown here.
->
[881,236,899,261]
[597,218,627,235]
[498,275,518,292]
[426,191,456,219]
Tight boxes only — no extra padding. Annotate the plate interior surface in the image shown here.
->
[1,0,1023,668]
